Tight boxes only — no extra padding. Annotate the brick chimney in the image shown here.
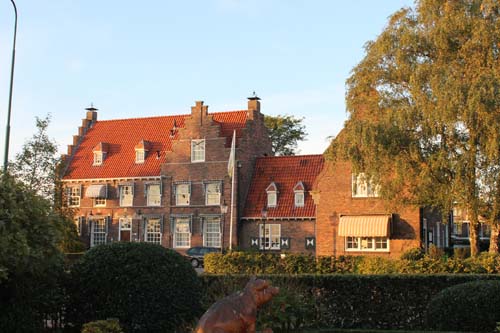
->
[247,95,261,120]
[191,100,209,125]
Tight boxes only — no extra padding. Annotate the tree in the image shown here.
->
[329,0,500,256]
[265,115,307,156]
[10,114,58,200]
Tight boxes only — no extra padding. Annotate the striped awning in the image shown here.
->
[338,215,391,237]
[85,184,107,198]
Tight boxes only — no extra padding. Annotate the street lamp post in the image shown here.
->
[220,201,228,252]
[261,207,267,251]
[3,0,18,174]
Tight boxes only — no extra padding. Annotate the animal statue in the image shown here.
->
[195,277,279,333]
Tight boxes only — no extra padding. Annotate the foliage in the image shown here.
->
[400,247,425,261]
[82,319,124,333]
[66,242,202,332]
[9,114,58,200]
[0,173,65,332]
[201,274,500,330]
[426,280,500,332]
[330,0,500,256]
[205,251,500,275]
[264,114,307,156]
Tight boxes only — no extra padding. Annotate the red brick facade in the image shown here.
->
[314,160,421,258]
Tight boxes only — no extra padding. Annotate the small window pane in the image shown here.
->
[120,185,133,207]
[206,182,221,206]
[136,150,145,164]
[191,139,205,162]
[145,218,161,245]
[91,218,107,247]
[267,192,277,207]
[294,191,304,207]
[147,184,161,206]
[204,216,221,248]
[174,218,191,248]
[176,184,190,206]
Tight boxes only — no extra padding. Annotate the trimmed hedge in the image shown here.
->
[426,280,500,332]
[204,251,500,274]
[66,242,202,332]
[200,274,500,331]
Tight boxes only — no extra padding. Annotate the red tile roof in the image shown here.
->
[63,111,248,180]
[243,155,325,218]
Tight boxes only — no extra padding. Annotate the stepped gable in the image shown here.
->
[63,110,248,180]
[243,154,325,218]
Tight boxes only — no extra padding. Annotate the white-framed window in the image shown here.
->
[259,224,281,250]
[452,220,490,239]
[93,152,104,166]
[174,217,191,248]
[345,236,389,252]
[266,182,278,208]
[175,183,190,206]
[90,217,107,247]
[94,198,106,207]
[352,173,380,198]
[119,217,132,242]
[145,218,162,245]
[191,139,205,162]
[135,150,145,164]
[119,185,134,207]
[205,182,221,206]
[146,183,161,206]
[203,216,221,248]
[66,186,81,207]
[293,181,305,207]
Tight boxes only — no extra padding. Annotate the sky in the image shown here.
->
[0,0,415,166]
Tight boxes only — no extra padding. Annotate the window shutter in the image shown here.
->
[142,218,147,241]
[189,215,193,233]
[89,219,94,244]
[78,216,84,235]
[78,184,82,197]
[144,184,148,198]
[199,217,205,236]
[170,217,175,234]
[105,217,111,242]
[187,182,191,194]
[160,215,164,234]
[218,217,222,233]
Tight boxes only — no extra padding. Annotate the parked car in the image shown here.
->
[185,246,220,268]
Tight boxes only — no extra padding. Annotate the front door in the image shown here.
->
[119,217,132,242]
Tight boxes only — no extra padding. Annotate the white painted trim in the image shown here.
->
[62,176,162,183]
[118,217,132,242]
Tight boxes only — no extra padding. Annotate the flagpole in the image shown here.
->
[228,130,236,250]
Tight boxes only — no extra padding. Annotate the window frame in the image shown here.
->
[146,183,162,207]
[259,224,281,250]
[294,191,304,207]
[267,192,277,207]
[135,149,145,164]
[93,197,106,207]
[145,217,162,245]
[345,236,389,252]
[118,217,132,242]
[173,217,191,249]
[90,217,107,247]
[93,152,104,166]
[66,186,81,207]
[175,183,190,206]
[205,182,221,206]
[191,139,205,163]
[203,216,222,248]
[119,185,134,207]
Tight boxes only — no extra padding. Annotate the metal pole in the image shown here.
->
[3,0,18,174]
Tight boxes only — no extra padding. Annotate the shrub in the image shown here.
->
[82,319,123,333]
[400,247,425,261]
[356,256,398,274]
[426,280,500,332]
[66,242,202,332]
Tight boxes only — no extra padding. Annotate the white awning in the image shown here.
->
[338,215,390,237]
[85,184,107,198]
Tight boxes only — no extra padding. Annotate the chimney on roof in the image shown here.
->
[247,93,261,120]
[191,100,209,125]
[85,104,98,121]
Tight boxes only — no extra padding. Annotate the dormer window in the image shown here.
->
[135,140,150,164]
[293,181,305,207]
[191,139,205,162]
[93,152,104,166]
[92,142,108,166]
[266,182,278,208]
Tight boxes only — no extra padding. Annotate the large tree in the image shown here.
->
[265,114,307,156]
[10,115,58,200]
[329,0,500,255]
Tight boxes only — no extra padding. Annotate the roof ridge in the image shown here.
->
[92,109,248,123]
[257,154,324,160]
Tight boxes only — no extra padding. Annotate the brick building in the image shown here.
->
[60,97,271,251]
[314,160,422,258]
[239,155,324,253]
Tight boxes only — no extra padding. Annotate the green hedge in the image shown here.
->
[200,274,500,331]
[204,251,500,274]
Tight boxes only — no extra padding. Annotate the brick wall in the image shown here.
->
[315,160,421,258]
